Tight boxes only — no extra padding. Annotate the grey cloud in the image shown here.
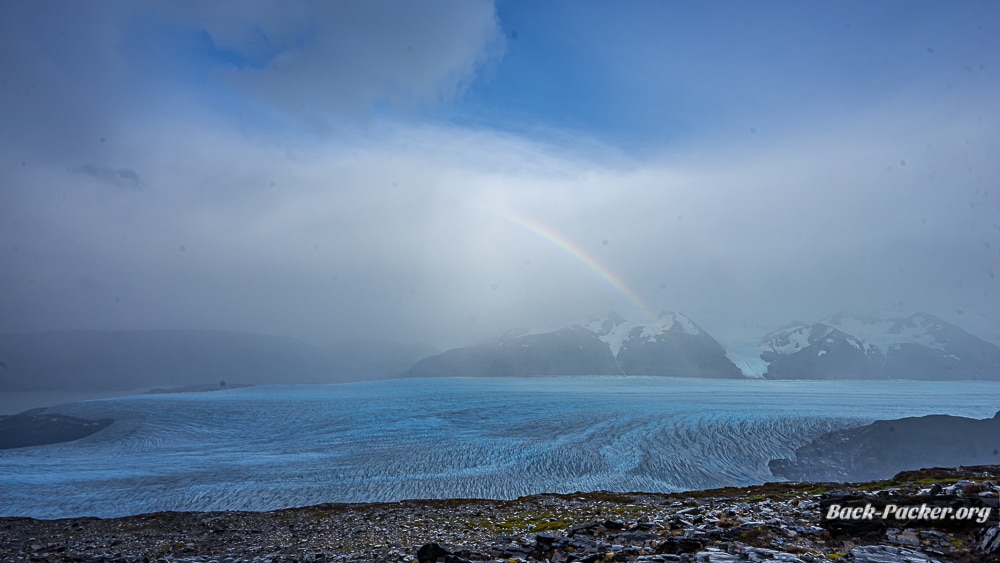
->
[4,105,997,350]
[75,276,106,294]
[0,1,138,164]
[69,164,143,189]
[0,1,504,161]
[164,0,505,118]
[1,2,997,352]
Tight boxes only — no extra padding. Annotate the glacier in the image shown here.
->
[1,376,998,519]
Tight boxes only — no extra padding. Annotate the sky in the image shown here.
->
[1,0,998,350]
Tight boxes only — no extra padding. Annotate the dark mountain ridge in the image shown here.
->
[406,311,743,378]
[770,410,1000,482]
[760,312,1000,380]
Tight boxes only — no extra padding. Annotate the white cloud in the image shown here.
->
[3,96,998,348]
[1,2,997,349]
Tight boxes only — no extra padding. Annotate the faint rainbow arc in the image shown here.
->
[484,205,661,324]
[484,206,719,377]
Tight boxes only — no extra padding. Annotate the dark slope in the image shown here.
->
[406,327,622,377]
[0,408,113,449]
[770,410,1000,482]
[405,311,742,378]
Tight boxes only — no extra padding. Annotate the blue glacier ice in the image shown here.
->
[1,376,998,519]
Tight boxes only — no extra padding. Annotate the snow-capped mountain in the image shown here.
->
[584,311,742,378]
[405,311,743,378]
[579,311,701,354]
[760,322,886,379]
[760,312,1000,380]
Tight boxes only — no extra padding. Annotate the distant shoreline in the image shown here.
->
[144,382,254,394]
[0,388,150,416]
[0,409,113,450]
[0,382,254,448]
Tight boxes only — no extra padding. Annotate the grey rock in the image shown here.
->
[744,547,806,562]
[692,548,742,562]
[981,525,1000,554]
[849,544,942,563]
[886,528,921,547]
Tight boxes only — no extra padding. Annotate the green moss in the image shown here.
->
[308,507,333,519]
[533,520,572,532]
[803,485,832,495]
[449,497,655,535]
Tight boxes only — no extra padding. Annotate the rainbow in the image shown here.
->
[483,205,661,324]
[482,205,721,378]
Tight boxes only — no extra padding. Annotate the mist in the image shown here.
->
[2,0,998,352]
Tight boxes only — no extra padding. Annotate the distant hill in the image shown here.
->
[405,311,743,378]
[759,312,1000,380]
[0,330,438,392]
[770,410,1000,482]
[0,408,114,450]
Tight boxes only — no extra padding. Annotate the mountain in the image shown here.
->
[405,325,622,378]
[760,312,1000,380]
[760,322,886,379]
[405,311,743,378]
[582,311,744,378]
[769,410,1000,482]
[0,330,439,392]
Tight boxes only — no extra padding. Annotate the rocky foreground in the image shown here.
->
[2,467,999,563]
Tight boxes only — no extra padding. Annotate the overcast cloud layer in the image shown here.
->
[2,1,998,349]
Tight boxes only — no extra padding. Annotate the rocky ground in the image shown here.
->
[1,467,998,563]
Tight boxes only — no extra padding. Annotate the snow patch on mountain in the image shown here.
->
[823,311,951,353]
[578,312,629,356]
[761,323,881,356]
[659,311,702,336]
[760,323,813,355]
[761,316,897,357]
[754,311,1000,380]
[579,311,703,356]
